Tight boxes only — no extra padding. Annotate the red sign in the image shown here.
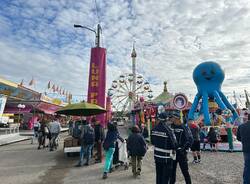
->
[87,47,106,126]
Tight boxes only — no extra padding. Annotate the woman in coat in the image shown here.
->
[102,122,123,179]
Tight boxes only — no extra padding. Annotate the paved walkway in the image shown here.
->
[0,128,69,146]
[0,133,30,146]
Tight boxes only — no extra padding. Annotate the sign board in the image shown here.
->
[173,93,188,110]
[0,95,7,117]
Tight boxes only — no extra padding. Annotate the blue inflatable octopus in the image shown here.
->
[188,61,239,125]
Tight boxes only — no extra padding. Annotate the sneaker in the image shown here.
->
[84,162,89,166]
[95,159,101,163]
[192,160,199,164]
[198,159,201,163]
[102,172,108,179]
[75,163,82,167]
[137,168,141,175]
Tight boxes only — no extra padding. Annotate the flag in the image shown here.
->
[47,81,51,89]
[20,79,24,86]
[52,84,55,92]
[29,77,35,86]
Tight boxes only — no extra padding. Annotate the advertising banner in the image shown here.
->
[0,94,7,118]
[87,47,106,126]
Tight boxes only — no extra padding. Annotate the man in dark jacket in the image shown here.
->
[76,120,95,167]
[93,118,104,163]
[127,125,147,178]
[170,110,193,184]
[237,114,250,184]
[151,106,178,184]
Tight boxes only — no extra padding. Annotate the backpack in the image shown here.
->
[84,127,95,145]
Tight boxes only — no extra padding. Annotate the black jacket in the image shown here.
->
[237,121,250,153]
[151,121,177,163]
[171,123,193,152]
[127,133,147,157]
[141,127,149,139]
[94,124,104,142]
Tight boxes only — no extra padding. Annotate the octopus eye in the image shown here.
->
[211,70,215,75]
[202,71,207,75]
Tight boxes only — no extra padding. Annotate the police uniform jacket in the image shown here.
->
[171,123,193,152]
[151,121,177,163]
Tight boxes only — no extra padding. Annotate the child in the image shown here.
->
[127,125,147,178]
[207,127,218,151]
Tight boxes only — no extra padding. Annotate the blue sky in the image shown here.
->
[0,0,250,106]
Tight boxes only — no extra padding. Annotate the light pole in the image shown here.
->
[17,104,25,124]
[74,24,101,47]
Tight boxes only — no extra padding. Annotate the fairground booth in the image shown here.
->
[0,77,67,131]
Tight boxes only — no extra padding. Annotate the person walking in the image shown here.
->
[31,118,40,144]
[49,117,61,151]
[170,110,193,184]
[102,122,123,179]
[38,120,47,149]
[127,125,147,178]
[93,118,104,163]
[76,120,95,166]
[237,114,250,184]
[190,121,201,163]
[151,106,177,184]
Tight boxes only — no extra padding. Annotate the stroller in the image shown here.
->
[112,139,129,170]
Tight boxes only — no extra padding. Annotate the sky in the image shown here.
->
[0,0,250,106]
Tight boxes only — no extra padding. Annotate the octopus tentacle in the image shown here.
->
[188,93,201,121]
[202,92,210,125]
[213,91,227,110]
[219,92,239,121]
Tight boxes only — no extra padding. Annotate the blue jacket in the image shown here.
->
[151,121,177,163]
[237,121,250,153]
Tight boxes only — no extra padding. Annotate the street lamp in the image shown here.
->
[74,24,101,47]
[17,104,25,124]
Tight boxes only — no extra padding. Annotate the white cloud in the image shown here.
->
[0,0,250,107]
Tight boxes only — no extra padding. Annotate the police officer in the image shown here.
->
[169,110,193,184]
[151,106,177,184]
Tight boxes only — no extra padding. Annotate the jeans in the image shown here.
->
[50,133,59,150]
[243,152,250,184]
[103,148,115,173]
[95,141,103,161]
[79,144,94,165]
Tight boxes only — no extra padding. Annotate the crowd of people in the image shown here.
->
[32,116,61,151]
[31,109,250,184]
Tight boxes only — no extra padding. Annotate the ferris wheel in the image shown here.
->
[108,73,153,113]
